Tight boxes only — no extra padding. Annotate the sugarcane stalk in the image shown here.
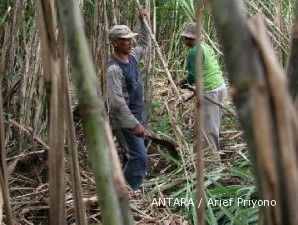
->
[287,0,298,100]
[184,85,237,117]
[274,0,285,64]
[91,3,101,73]
[58,22,87,225]
[35,0,56,109]
[49,50,66,225]
[133,0,181,100]
[0,86,13,225]
[111,0,118,25]
[35,1,66,224]
[250,16,298,225]
[193,1,205,225]
[100,0,110,108]
[143,0,156,121]
[103,122,134,225]
[248,19,283,225]
[57,0,123,224]
[5,0,24,94]
[0,13,14,222]
[209,0,290,224]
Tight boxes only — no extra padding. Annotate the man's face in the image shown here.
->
[113,38,134,54]
[183,37,196,47]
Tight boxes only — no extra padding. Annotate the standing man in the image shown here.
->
[106,9,150,190]
[180,23,227,152]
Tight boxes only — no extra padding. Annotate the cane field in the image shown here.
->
[0,0,297,224]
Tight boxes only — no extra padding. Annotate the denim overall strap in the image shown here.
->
[110,55,146,125]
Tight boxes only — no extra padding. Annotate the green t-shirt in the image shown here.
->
[182,43,224,91]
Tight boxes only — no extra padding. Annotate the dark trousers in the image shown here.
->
[114,128,148,190]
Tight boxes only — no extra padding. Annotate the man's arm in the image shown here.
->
[180,49,197,86]
[180,47,205,86]
[131,9,151,62]
[107,65,140,129]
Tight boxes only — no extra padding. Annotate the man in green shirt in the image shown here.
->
[180,23,227,152]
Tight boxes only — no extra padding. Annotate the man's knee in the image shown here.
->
[132,151,148,169]
[140,153,148,168]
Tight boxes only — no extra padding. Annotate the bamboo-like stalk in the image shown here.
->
[91,3,101,74]
[5,0,24,95]
[104,122,134,225]
[57,0,123,224]
[110,0,118,25]
[209,0,298,224]
[100,0,110,107]
[208,1,292,224]
[0,189,2,223]
[248,19,283,225]
[250,16,298,225]
[133,0,181,100]
[0,25,9,82]
[193,1,205,224]
[35,0,54,110]
[0,20,13,221]
[49,45,66,225]
[35,1,66,224]
[0,87,13,225]
[208,0,261,153]
[32,40,44,134]
[113,0,120,23]
[274,0,285,63]
[145,0,157,120]
[144,0,153,120]
[58,22,87,225]
[287,0,298,100]
[19,29,38,152]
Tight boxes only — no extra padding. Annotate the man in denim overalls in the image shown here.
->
[106,9,150,190]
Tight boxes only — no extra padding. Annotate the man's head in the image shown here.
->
[181,23,198,47]
[109,25,138,54]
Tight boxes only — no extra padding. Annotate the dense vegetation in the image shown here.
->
[0,0,297,224]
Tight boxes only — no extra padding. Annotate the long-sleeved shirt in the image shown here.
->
[107,20,150,130]
[181,43,224,91]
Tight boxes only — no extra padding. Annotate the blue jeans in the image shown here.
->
[114,128,148,190]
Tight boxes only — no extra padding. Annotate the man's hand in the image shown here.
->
[179,80,188,89]
[138,7,149,20]
[132,124,145,137]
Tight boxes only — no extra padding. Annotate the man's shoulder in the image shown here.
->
[108,57,118,67]
[107,60,122,75]
[129,50,141,63]
[201,43,214,54]
[187,45,198,60]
